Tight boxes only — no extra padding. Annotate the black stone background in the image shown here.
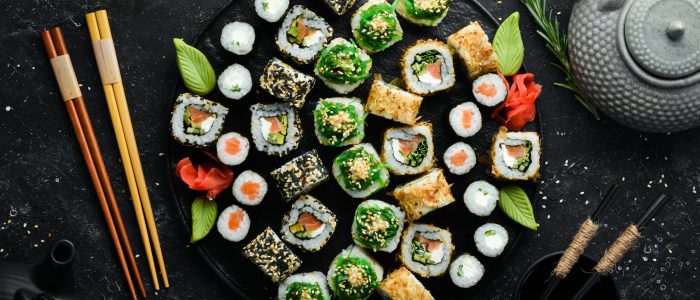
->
[0,0,698,299]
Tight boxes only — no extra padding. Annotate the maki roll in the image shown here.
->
[449,254,484,288]
[395,0,451,26]
[314,38,372,94]
[443,142,476,175]
[217,64,252,100]
[255,0,289,22]
[448,102,482,138]
[473,73,507,107]
[401,40,455,96]
[490,126,541,181]
[281,195,337,252]
[271,150,329,202]
[447,22,499,80]
[365,74,424,125]
[474,223,509,257]
[463,180,498,216]
[327,245,384,300]
[351,0,404,54]
[217,204,250,242]
[216,132,250,166]
[278,272,331,300]
[259,58,315,108]
[323,0,356,15]
[250,102,301,156]
[390,168,455,221]
[332,143,390,199]
[399,223,454,277]
[351,200,405,252]
[220,22,255,55]
[378,267,434,300]
[243,227,302,283]
[232,170,267,206]
[313,97,366,147]
[277,6,334,65]
[381,123,435,175]
[170,93,228,148]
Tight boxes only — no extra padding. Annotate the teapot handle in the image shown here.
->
[598,0,625,11]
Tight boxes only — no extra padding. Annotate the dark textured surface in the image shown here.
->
[0,1,698,300]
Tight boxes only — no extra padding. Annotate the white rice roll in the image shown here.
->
[232,170,267,206]
[463,181,498,217]
[277,271,331,300]
[217,64,252,100]
[449,253,484,288]
[449,102,482,138]
[399,223,453,277]
[217,132,250,166]
[216,204,250,242]
[220,22,255,55]
[472,73,507,107]
[443,142,476,175]
[255,0,289,22]
[474,223,509,257]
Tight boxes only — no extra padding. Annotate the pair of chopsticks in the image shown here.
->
[41,27,145,300]
[85,10,169,290]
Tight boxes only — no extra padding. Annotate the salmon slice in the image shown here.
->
[264,117,283,133]
[298,212,323,231]
[506,145,527,159]
[462,110,473,129]
[417,235,442,252]
[240,181,260,201]
[398,135,425,156]
[426,61,443,81]
[188,106,212,124]
[477,83,498,97]
[296,18,317,41]
[228,209,245,230]
[225,138,241,155]
[450,150,468,166]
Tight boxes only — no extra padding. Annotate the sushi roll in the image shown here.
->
[447,22,499,80]
[390,168,455,221]
[463,180,498,217]
[271,150,329,202]
[474,223,509,257]
[327,245,384,300]
[314,38,372,94]
[250,102,301,156]
[281,195,337,252]
[395,0,451,26]
[216,132,250,166]
[322,0,355,15]
[443,142,476,175]
[449,254,484,288]
[232,170,267,206]
[170,93,228,148]
[217,64,252,100]
[381,123,435,175]
[351,200,405,253]
[217,204,250,242]
[243,227,302,283]
[448,102,482,138]
[332,143,390,199]
[399,223,454,278]
[365,74,424,125]
[278,272,331,300]
[378,267,434,300]
[401,40,456,96]
[472,73,507,107]
[313,97,366,147]
[255,0,289,22]
[220,22,255,55]
[259,58,315,108]
[351,0,403,54]
[490,126,541,181]
[276,6,333,65]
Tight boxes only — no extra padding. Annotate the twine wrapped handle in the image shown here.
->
[594,224,641,274]
[553,218,599,278]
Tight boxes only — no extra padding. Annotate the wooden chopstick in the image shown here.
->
[86,10,169,289]
[41,27,143,300]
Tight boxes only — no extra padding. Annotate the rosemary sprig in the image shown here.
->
[521,0,600,119]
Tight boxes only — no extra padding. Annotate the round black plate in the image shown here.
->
[166,0,542,299]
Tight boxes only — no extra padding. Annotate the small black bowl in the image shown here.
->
[513,251,619,300]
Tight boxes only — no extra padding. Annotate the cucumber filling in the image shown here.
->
[391,134,428,167]
[411,50,443,84]
[411,233,444,265]
[500,141,533,172]
[260,114,288,145]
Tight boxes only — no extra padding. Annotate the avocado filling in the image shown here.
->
[391,135,428,167]
[288,211,326,240]
[260,114,288,145]
[353,205,399,250]
[411,232,444,265]
[411,50,443,84]
[184,105,216,135]
[500,141,532,172]
[285,281,325,300]
[287,15,324,47]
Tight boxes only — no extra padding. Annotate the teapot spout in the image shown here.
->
[31,239,75,297]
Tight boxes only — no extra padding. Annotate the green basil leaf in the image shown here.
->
[498,185,538,231]
[493,12,524,77]
[173,38,216,96]
[190,195,218,243]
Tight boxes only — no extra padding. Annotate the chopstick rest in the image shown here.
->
[48,54,82,101]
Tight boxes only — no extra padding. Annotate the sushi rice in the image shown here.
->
[277,272,331,300]
[474,223,509,257]
[442,142,476,175]
[463,180,498,217]
[449,102,482,138]
[216,132,250,166]
[220,22,255,55]
[217,204,250,242]
[281,195,337,252]
[449,254,484,288]
[401,40,456,95]
[472,73,507,107]
[327,245,384,300]
[399,223,453,278]
[232,170,267,206]
[381,123,435,175]
[217,64,252,100]
[351,200,405,253]
[250,102,301,157]
[170,93,228,148]
[332,143,390,198]
[276,5,333,65]
[255,0,289,22]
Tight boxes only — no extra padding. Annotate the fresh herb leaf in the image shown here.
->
[498,185,538,231]
[174,38,216,96]
[190,195,218,243]
[493,12,524,76]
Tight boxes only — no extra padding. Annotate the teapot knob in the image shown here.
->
[666,21,685,40]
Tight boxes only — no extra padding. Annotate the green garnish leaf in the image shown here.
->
[174,38,216,96]
[355,3,403,52]
[230,85,241,92]
[499,185,537,231]
[331,256,379,299]
[262,1,269,10]
[285,282,324,300]
[190,195,218,243]
[457,265,464,276]
[315,41,372,84]
[353,205,399,249]
[493,12,524,77]
[485,229,496,236]
[402,0,451,21]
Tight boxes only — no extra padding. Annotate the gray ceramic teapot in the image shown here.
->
[568,0,700,132]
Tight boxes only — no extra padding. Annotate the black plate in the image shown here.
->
[166,0,542,298]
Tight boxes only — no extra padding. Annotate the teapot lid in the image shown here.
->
[624,0,700,79]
